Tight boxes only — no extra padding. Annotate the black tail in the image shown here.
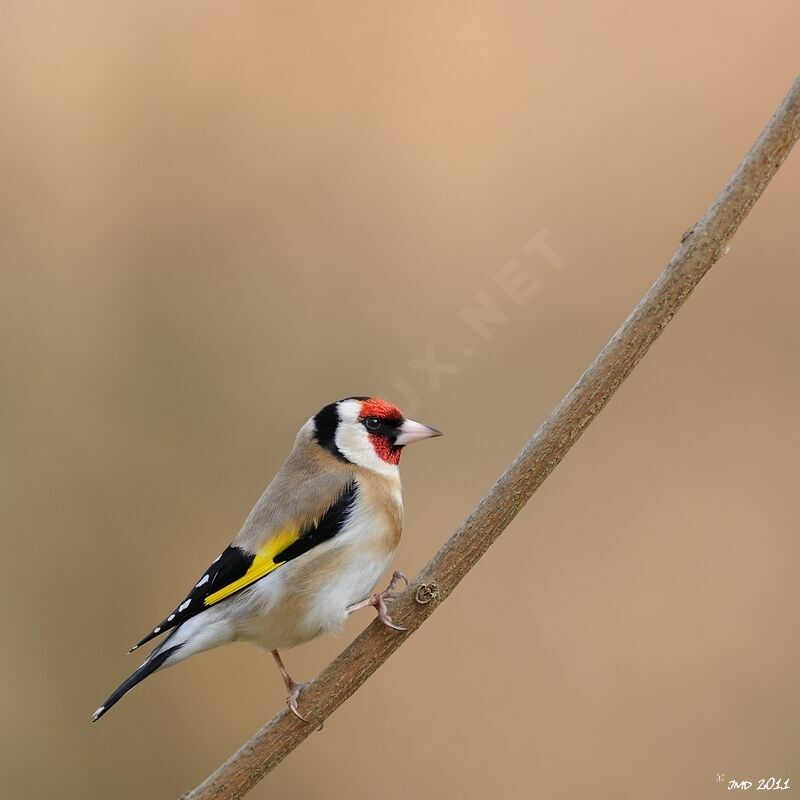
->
[91,644,182,722]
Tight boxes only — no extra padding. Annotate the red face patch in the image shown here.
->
[360,397,404,465]
[368,434,402,465]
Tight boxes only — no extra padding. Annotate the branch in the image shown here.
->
[182,76,800,800]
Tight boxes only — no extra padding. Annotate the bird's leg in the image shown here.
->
[346,570,409,631]
[271,650,309,723]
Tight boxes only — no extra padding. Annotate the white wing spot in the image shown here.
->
[167,614,175,621]
[153,626,161,634]
[196,574,209,588]
[178,599,191,612]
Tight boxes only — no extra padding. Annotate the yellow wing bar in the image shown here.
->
[203,525,300,607]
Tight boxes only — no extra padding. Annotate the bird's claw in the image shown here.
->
[375,573,408,630]
[272,650,313,724]
[346,570,410,630]
[384,570,408,598]
[376,596,408,631]
[286,680,310,723]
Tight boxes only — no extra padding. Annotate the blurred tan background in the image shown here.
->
[2,2,799,798]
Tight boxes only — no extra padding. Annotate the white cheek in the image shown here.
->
[333,398,399,477]
[336,425,398,476]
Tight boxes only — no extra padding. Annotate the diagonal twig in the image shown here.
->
[182,76,800,800]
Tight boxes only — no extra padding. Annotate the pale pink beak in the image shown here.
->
[394,419,443,446]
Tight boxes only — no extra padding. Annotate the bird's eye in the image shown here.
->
[364,416,381,431]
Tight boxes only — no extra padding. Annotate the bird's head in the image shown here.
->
[309,396,442,474]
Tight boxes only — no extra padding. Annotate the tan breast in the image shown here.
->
[352,466,403,554]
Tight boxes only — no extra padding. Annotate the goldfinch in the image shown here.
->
[92,396,441,723]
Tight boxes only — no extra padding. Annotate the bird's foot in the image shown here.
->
[285,678,310,723]
[271,649,310,723]
[346,570,409,631]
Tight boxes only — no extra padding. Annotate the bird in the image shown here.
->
[92,396,442,723]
